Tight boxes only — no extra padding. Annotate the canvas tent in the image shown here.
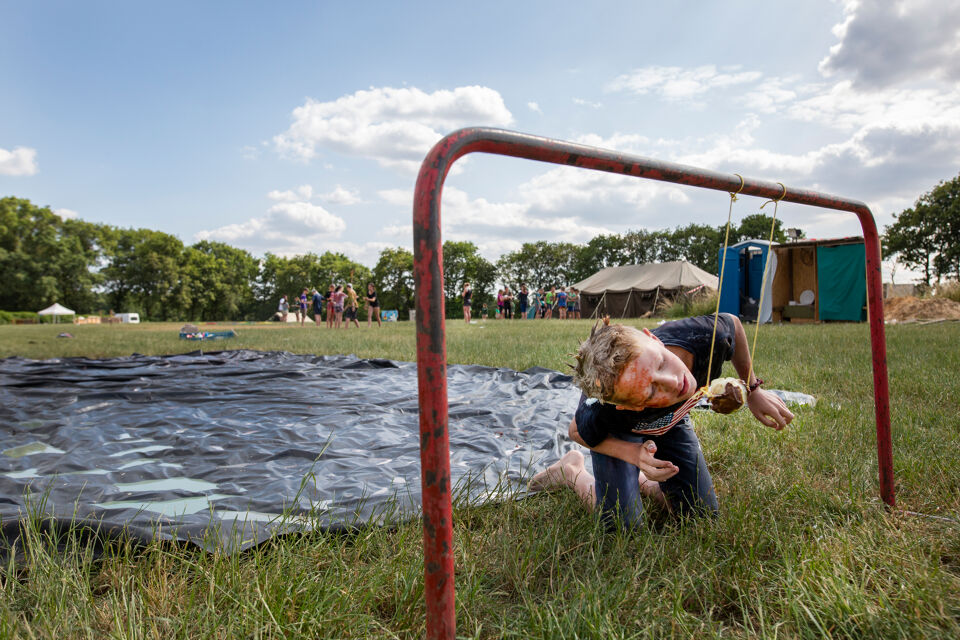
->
[572,261,718,318]
[37,302,75,323]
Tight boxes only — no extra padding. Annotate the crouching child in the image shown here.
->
[530,313,794,528]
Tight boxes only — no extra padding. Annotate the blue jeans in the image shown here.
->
[591,417,718,529]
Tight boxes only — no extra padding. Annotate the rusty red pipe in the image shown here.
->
[413,127,894,640]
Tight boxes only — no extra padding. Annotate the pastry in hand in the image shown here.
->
[707,377,747,414]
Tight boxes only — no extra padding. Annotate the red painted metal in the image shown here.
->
[412,127,895,640]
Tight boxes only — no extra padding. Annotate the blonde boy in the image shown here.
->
[531,313,793,527]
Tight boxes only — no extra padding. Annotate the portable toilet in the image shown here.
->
[717,239,777,323]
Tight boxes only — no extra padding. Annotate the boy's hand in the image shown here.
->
[747,388,794,430]
[634,440,679,482]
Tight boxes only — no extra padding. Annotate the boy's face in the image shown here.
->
[610,329,696,411]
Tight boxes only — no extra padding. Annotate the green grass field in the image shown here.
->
[1,319,959,638]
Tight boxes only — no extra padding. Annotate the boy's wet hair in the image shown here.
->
[571,317,647,401]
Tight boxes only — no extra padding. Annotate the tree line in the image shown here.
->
[3,174,954,320]
[883,173,960,286]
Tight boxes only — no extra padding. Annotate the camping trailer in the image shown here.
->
[116,313,140,324]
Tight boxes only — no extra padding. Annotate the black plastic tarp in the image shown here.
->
[1,351,578,553]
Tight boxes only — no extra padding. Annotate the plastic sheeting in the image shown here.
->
[1,351,577,554]
[1,350,817,556]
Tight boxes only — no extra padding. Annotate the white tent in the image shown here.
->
[37,303,76,324]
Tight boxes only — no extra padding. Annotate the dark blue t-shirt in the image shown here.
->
[574,314,737,447]
[312,292,323,311]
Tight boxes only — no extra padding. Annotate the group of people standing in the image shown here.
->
[278,283,382,329]
[461,283,582,323]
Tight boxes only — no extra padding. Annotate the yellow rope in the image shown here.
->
[746,182,786,387]
[703,174,743,396]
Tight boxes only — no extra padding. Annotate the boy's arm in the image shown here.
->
[568,419,679,481]
[726,313,794,430]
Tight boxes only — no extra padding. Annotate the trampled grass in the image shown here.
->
[1,318,959,638]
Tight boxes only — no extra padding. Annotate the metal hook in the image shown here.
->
[729,173,745,202]
[760,181,787,209]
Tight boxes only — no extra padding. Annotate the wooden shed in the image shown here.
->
[770,236,866,323]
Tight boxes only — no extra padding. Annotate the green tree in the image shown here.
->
[182,241,258,320]
[621,229,668,266]
[570,233,630,282]
[0,197,107,312]
[316,251,371,292]
[735,213,787,244]
[664,224,724,273]
[496,241,579,291]
[884,174,960,285]
[256,251,371,319]
[441,241,496,315]
[372,247,415,317]
[102,227,191,320]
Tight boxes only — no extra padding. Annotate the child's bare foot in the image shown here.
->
[529,450,585,492]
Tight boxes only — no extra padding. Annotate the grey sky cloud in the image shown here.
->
[819,0,960,88]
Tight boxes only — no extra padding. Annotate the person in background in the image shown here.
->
[312,288,324,328]
[292,293,301,324]
[569,287,581,319]
[502,287,513,320]
[326,284,336,328]
[544,287,556,319]
[535,287,545,319]
[278,295,289,323]
[345,284,361,329]
[331,285,346,329]
[365,283,382,328]
[299,289,309,327]
[496,289,504,319]
[518,285,529,320]
[480,301,488,320]
[462,282,472,324]
[557,286,568,320]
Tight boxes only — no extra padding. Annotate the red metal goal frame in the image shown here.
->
[412,127,894,640]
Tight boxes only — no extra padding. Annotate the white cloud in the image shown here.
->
[196,196,346,256]
[336,241,395,268]
[267,184,363,206]
[606,65,762,102]
[380,224,412,239]
[376,185,613,248]
[378,189,412,207]
[573,98,603,109]
[319,185,362,205]
[54,208,78,220]
[267,185,314,202]
[819,0,960,88]
[527,101,542,114]
[737,76,803,114]
[273,85,513,172]
[0,146,38,176]
[516,163,691,227]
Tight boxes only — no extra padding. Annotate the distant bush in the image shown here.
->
[934,281,960,304]
[0,311,45,324]
[662,292,719,319]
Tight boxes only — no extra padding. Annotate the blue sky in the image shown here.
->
[2,1,958,281]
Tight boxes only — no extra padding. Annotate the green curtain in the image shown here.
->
[817,244,866,321]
